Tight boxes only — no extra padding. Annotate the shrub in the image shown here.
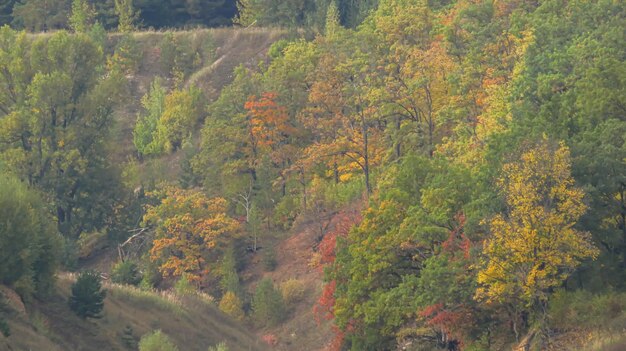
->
[139,261,162,290]
[174,274,196,295]
[111,261,142,286]
[139,330,178,351]
[273,195,301,230]
[207,342,229,351]
[219,291,245,321]
[159,33,203,79]
[280,279,306,305]
[61,236,79,271]
[549,290,626,331]
[68,271,106,319]
[252,278,285,327]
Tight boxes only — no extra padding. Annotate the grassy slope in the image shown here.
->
[110,28,289,164]
[2,275,266,351]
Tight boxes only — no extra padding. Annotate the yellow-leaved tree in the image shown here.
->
[144,187,240,283]
[476,140,598,329]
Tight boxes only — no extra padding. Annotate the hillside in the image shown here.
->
[1,274,266,351]
[110,28,289,160]
[0,1,624,350]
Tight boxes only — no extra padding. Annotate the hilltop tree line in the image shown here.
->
[0,0,379,31]
[0,0,623,350]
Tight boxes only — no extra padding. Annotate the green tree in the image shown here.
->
[0,29,126,237]
[114,0,137,32]
[69,0,95,33]
[0,174,61,298]
[219,245,242,297]
[133,78,167,157]
[155,87,203,152]
[252,278,285,327]
[138,330,178,351]
[68,270,107,319]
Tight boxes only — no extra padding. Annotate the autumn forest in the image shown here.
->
[0,0,625,350]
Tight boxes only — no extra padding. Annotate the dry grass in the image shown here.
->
[3,274,266,351]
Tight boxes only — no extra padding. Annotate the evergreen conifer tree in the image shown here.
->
[68,271,106,319]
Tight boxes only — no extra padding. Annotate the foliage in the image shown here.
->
[476,141,599,324]
[548,290,626,331]
[114,0,137,32]
[143,187,240,283]
[219,291,245,321]
[138,330,179,351]
[0,29,127,238]
[0,174,61,299]
[0,0,622,350]
[68,271,107,319]
[155,87,203,151]
[69,0,95,33]
[121,325,139,350]
[219,245,242,297]
[174,274,196,295]
[133,78,167,157]
[252,278,285,327]
[279,279,305,305]
[111,260,142,286]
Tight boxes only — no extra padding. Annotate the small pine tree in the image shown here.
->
[220,245,242,297]
[68,271,106,319]
[252,278,285,327]
[121,325,139,350]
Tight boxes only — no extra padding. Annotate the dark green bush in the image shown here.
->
[68,271,106,319]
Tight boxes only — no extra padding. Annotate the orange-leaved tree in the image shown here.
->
[143,187,241,283]
[244,92,298,195]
